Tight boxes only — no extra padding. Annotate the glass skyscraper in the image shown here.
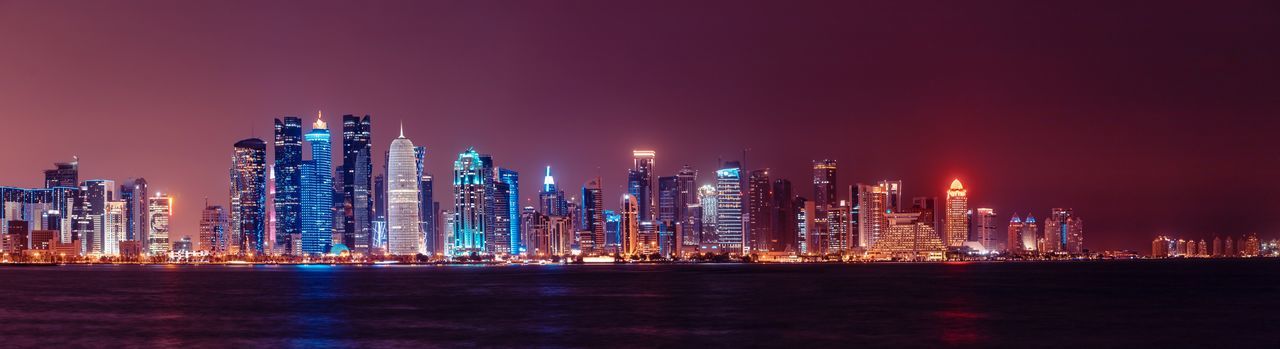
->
[451,148,486,256]
[231,138,267,255]
[273,116,303,254]
[715,162,743,254]
[498,168,520,255]
[300,114,333,255]
[342,114,372,255]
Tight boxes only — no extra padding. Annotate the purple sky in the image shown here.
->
[2,0,1278,250]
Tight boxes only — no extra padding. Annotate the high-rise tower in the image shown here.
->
[630,150,656,220]
[231,138,267,255]
[715,162,744,254]
[451,148,486,256]
[341,114,373,255]
[387,126,422,255]
[300,113,333,255]
[273,116,303,254]
[944,179,968,248]
[812,159,837,208]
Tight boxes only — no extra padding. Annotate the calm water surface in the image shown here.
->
[0,260,1276,348]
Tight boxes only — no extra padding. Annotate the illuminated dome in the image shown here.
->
[1010,214,1022,223]
[949,179,964,190]
[329,243,350,255]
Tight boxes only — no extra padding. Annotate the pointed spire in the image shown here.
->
[399,120,405,138]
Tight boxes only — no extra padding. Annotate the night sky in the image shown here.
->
[2,0,1278,250]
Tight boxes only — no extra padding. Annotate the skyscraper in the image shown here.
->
[44,157,79,189]
[118,178,148,246]
[973,208,998,252]
[341,114,373,255]
[620,194,640,257]
[387,127,422,256]
[539,166,567,216]
[657,176,679,225]
[147,193,172,255]
[451,148,486,256]
[199,202,227,253]
[878,180,903,212]
[1043,208,1083,253]
[812,159,837,208]
[81,179,115,254]
[300,113,333,255]
[944,179,968,248]
[420,171,436,256]
[273,116,303,254]
[581,177,605,256]
[770,179,795,252]
[747,169,773,253]
[630,150,656,221]
[493,168,519,255]
[698,185,718,248]
[856,183,887,248]
[372,174,386,253]
[715,162,744,254]
[231,138,267,255]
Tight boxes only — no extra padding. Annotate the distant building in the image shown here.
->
[620,194,640,257]
[341,114,373,255]
[812,159,837,208]
[869,211,945,261]
[580,178,605,256]
[944,179,968,248]
[715,162,744,254]
[746,169,773,253]
[450,148,485,256]
[387,127,423,256]
[697,185,718,248]
[148,193,173,255]
[172,237,193,252]
[630,150,656,221]
[1043,208,1084,253]
[199,203,227,253]
[973,208,998,252]
[300,113,333,255]
[770,179,796,252]
[273,116,303,254]
[44,158,79,189]
[856,183,887,248]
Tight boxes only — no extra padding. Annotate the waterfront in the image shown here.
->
[0,260,1276,348]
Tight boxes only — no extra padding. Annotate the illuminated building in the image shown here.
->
[118,178,148,246]
[747,169,773,253]
[973,208,998,252]
[496,169,519,255]
[944,179,968,248]
[539,166,567,217]
[81,179,115,254]
[387,126,423,256]
[796,197,812,254]
[698,185,718,247]
[148,193,172,255]
[771,179,796,252]
[826,202,851,254]
[630,150,656,221]
[812,159,837,208]
[372,174,386,253]
[676,166,699,247]
[492,168,515,255]
[300,113,333,255]
[1224,235,1235,256]
[1151,236,1173,257]
[1007,214,1038,254]
[604,210,621,254]
[231,138,267,255]
[639,220,659,255]
[4,221,28,253]
[715,162,744,254]
[1243,234,1261,257]
[657,175,679,225]
[581,178,605,255]
[1212,236,1223,257]
[879,180,903,212]
[341,114,373,255]
[620,194,640,256]
[44,157,78,189]
[419,169,437,256]
[856,183,887,248]
[1197,239,1208,257]
[103,201,124,256]
[199,202,227,253]
[548,215,574,256]
[1043,208,1084,253]
[450,148,485,256]
[912,197,939,230]
[868,211,945,261]
[273,116,303,254]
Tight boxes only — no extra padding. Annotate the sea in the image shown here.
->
[0,260,1275,348]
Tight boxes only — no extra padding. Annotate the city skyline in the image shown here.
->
[4,1,1280,252]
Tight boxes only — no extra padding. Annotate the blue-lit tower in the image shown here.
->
[452,148,487,256]
[539,166,567,216]
[300,112,333,255]
[498,168,520,255]
[715,161,744,254]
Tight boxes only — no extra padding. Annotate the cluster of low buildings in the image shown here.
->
[1151,234,1276,258]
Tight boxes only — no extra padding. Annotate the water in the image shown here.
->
[0,260,1276,348]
